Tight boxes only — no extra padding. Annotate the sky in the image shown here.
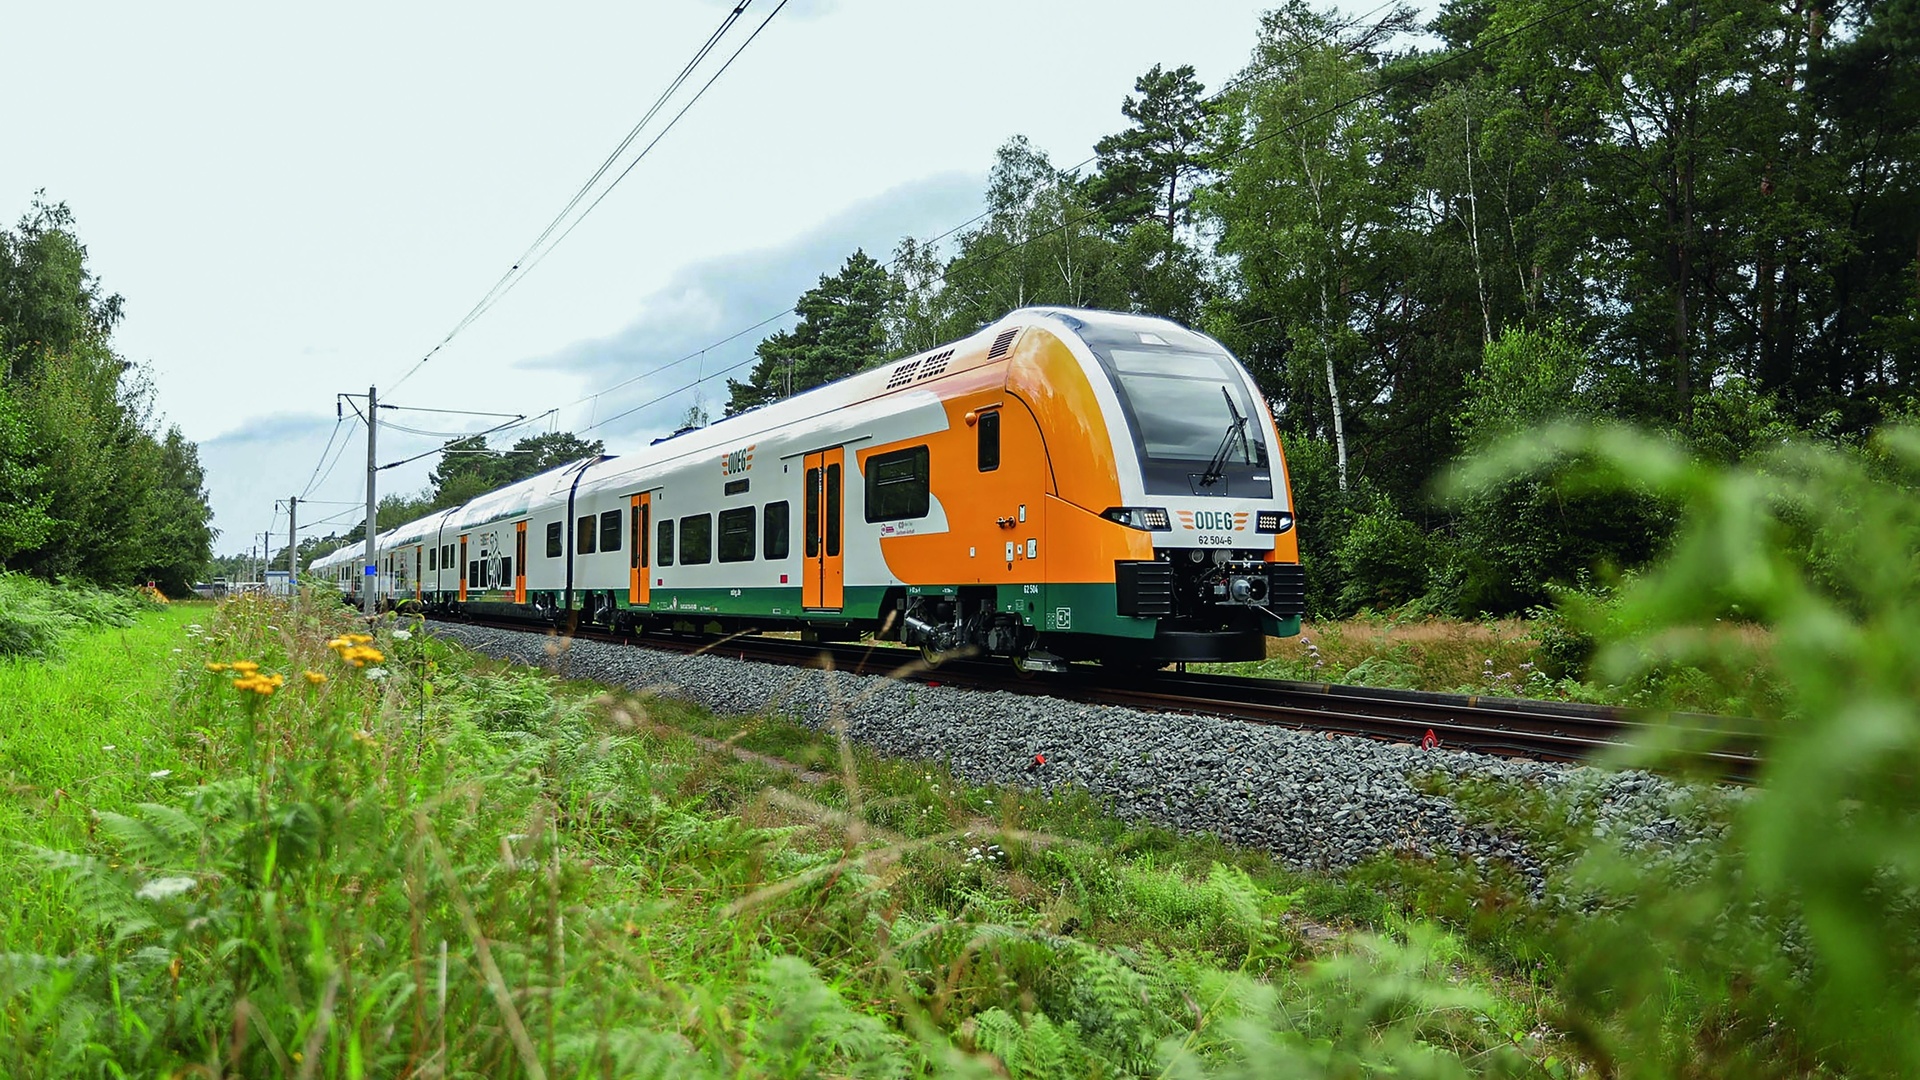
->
[2,0,1280,559]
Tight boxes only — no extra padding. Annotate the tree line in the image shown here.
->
[723,0,1918,617]
[0,197,215,596]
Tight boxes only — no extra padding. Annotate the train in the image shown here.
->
[309,307,1305,670]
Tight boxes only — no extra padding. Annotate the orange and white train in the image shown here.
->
[310,308,1304,669]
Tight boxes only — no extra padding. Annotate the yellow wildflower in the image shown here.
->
[205,662,229,672]
[348,633,373,644]
[303,670,327,685]
[229,660,259,673]
[230,672,286,697]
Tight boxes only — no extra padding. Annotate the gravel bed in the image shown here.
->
[429,622,1713,877]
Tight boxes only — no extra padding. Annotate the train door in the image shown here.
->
[458,535,469,603]
[802,447,844,610]
[414,545,423,602]
[630,493,651,607]
[514,523,528,603]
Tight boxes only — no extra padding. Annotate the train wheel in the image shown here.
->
[920,643,946,669]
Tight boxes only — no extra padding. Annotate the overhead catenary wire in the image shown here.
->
[544,0,1425,437]
[386,0,781,395]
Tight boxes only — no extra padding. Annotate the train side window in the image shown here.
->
[864,446,928,522]
[499,556,512,585]
[764,501,789,560]
[599,509,622,552]
[468,560,481,588]
[545,522,562,558]
[428,547,436,572]
[826,463,842,556]
[977,410,1000,472]
[680,514,712,565]
[657,519,674,566]
[630,504,643,569]
[718,506,755,563]
[576,515,597,555]
[805,467,822,557]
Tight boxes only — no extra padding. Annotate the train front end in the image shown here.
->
[1013,309,1303,665]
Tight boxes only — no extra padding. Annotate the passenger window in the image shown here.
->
[576,515,596,555]
[826,463,842,557]
[657,519,675,566]
[978,410,1000,472]
[499,557,512,584]
[718,507,755,563]
[428,548,436,572]
[805,467,821,557]
[764,501,789,560]
[864,446,928,522]
[599,509,622,552]
[680,514,712,565]
[546,521,562,558]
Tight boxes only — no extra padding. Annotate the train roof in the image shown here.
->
[456,457,604,530]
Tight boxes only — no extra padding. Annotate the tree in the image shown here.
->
[1205,3,1411,491]
[726,250,890,414]
[1088,64,1212,231]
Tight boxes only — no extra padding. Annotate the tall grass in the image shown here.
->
[1,594,1553,1077]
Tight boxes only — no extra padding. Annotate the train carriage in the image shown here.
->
[338,308,1304,668]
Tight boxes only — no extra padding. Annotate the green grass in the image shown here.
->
[0,595,1578,1077]
[0,603,198,953]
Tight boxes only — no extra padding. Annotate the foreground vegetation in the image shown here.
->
[1,593,1561,1077]
[4,419,1918,1077]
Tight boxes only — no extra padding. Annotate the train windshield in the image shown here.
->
[1082,327,1272,497]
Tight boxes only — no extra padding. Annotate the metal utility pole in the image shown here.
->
[363,384,377,617]
[287,496,298,596]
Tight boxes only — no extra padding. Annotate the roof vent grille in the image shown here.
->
[916,349,954,380]
[885,358,923,389]
[987,329,1019,359]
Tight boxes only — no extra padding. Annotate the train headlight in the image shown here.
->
[1101,506,1172,531]
[1255,510,1295,534]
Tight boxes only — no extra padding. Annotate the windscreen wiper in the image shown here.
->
[1198,386,1249,488]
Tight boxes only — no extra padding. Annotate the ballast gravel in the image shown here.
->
[429,623,1711,877]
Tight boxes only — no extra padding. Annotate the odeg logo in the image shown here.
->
[1190,510,1241,532]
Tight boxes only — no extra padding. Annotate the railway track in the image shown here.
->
[450,616,1760,779]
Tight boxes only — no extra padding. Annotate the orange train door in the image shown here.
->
[629,493,651,607]
[802,447,844,610]
[514,522,527,603]
[414,546,423,602]
[457,535,468,603]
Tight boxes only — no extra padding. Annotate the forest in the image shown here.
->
[0,199,215,596]
[725,0,1919,618]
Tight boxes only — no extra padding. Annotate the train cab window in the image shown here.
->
[977,410,1000,471]
[576,515,597,555]
[864,446,928,523]
[826,463,842,556]
[657,519,674,566]
[546,521,562,558]
[599,509,622,552]
[718,506,755,563]
[764,501,789,560]
[680,514,712,565]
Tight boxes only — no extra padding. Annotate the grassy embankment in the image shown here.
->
[0,590,1575,1078]
[1206,612,1777,716]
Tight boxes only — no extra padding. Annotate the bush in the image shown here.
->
[0,573,141,659]
[0,573,77,659]
[1458,420,1920,1076]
